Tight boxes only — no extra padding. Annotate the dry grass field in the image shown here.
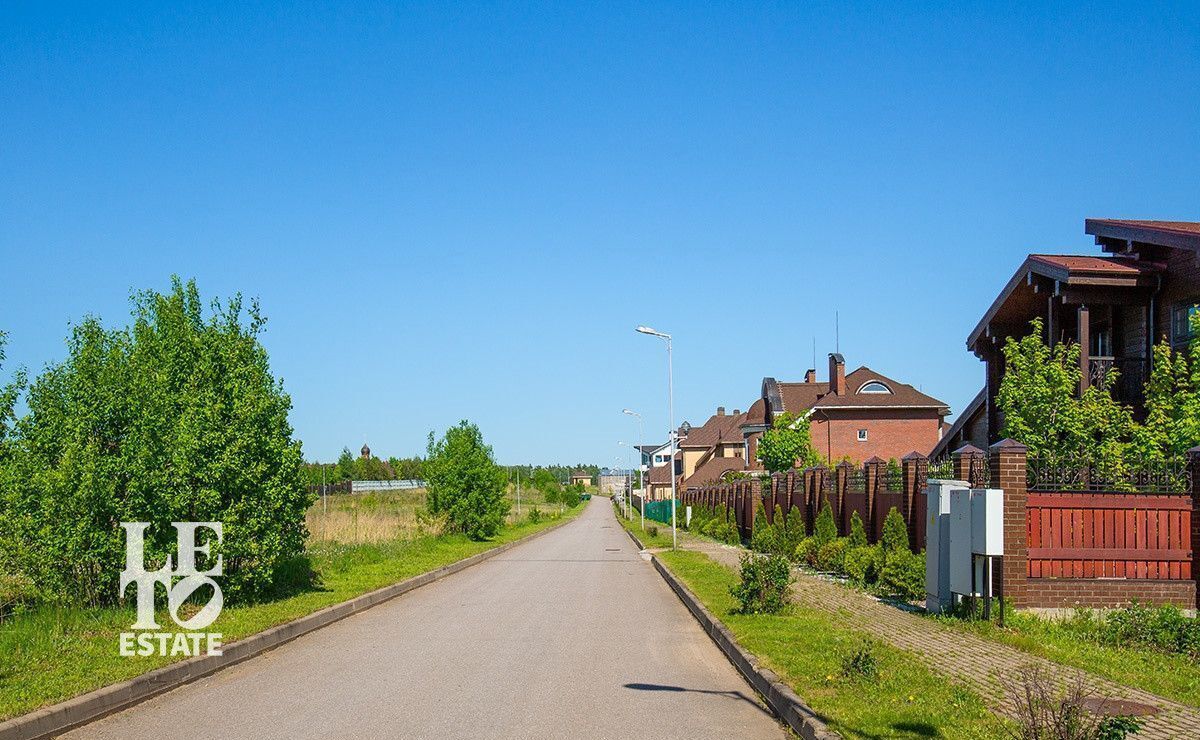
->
[306,488,430,544]
[305,482,579,544]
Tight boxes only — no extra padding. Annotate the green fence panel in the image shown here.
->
[642,499,679,525]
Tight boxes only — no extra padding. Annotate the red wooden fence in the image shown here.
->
[1027,492,1193,580]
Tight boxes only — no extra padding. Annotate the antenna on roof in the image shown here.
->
[812,336,816,371]
[835,311,840,354]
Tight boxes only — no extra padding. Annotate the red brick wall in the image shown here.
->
[809,408,943,462]
[1025,579,1195,609]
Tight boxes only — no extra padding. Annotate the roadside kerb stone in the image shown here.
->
[620,515,837,740]
[649,555,838,740]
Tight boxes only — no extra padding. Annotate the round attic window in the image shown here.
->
[858,381,893,394]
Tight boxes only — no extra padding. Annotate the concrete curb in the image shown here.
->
[648,553,839,740]
[0,515,577,740]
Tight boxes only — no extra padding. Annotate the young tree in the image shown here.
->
[0,279,310,605]
[997,318,1136,474]
[335,448,355,482]
[756,412,820,473]
[0,332,25,452]
[424,420,510,539]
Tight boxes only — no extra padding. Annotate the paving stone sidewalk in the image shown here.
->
[666,536,1200,740]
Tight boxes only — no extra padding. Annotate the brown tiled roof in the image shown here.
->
[778,382,828,414]
[647,460,677,484]
[1027,254,1155,276]
[684,455,744,486]
[679,411,744,449]
[812,367,948,411]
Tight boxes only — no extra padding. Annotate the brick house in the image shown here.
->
[936,218,1200,454]
[744,353,950,464]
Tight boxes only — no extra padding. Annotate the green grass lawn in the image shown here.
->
[655,549,1008,739]
[0,507,582,721]
[615,505,677,549]
[935,610,1200,708]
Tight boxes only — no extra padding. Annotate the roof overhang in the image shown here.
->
[967,255,1159,355]
[1087,219,1200,255]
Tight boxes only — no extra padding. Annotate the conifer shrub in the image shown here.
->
[881,506,909,554]
[848,510,868,547]
[730,553,791,614]
[813,498,837,546]
[816,538,849,572]
[844,544,884,585]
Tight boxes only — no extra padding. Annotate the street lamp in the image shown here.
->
[622,408,645,531]
[635,325,677,549]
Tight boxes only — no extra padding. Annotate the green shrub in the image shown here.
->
[750,499,780,554]
[730,553,791,614]
[769,505,788,555]
[839,639,880,681]
[816,538,849,572]
[1101,603,1200,659]
[844,544,884,585]
[881,506,909,553]
[813,498,837,545]
[527,506,542,524]
[647,524,659,537]
[795,536,819,568]
[848,510,868,547]
[880,548,925,600]
[784,504,806,554]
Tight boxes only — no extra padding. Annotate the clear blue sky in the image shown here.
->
[2,2,1198,466]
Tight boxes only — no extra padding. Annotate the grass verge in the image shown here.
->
[615,506,676,549]
[655,549,1008,739]
[935,610,1200,707]
[0,507,581,721]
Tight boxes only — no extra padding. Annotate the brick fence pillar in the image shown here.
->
[990,438,1028,609]
[953,444,984,485]
[750,478,763,535]
[864,456,885,534]
[1189,447,1200,609]
[834,461,852,535]
[902,451,927,550]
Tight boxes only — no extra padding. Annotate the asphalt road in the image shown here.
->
[67,497,786,739]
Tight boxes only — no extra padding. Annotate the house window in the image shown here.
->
[1171,302,1200,349]
[858,381,892,394]
[857,429,868,441]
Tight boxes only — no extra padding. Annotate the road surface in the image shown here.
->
[68,497,786,739]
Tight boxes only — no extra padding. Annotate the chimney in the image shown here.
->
[829,353,846,395]
[717,406,725,416]
[732,409,740,415]
[804,368,816,384]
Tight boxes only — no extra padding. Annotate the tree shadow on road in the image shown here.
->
[622,682,774,717]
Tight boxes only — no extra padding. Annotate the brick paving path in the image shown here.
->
[663,536,1200,740]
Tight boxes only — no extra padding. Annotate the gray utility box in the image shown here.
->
[949,487,1005,598]
[924,479,968,614]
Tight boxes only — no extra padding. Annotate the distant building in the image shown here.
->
[746,353,949,463]
[360,443,371,459]
[569,470,592,487]
[598,469,631,495]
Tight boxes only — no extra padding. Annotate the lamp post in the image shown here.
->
[618,441,636,520]
[636,325,676,549]
[622,408,645,530]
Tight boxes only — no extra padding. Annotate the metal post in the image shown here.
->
[984,556,993,621]
[667,335,676,550]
